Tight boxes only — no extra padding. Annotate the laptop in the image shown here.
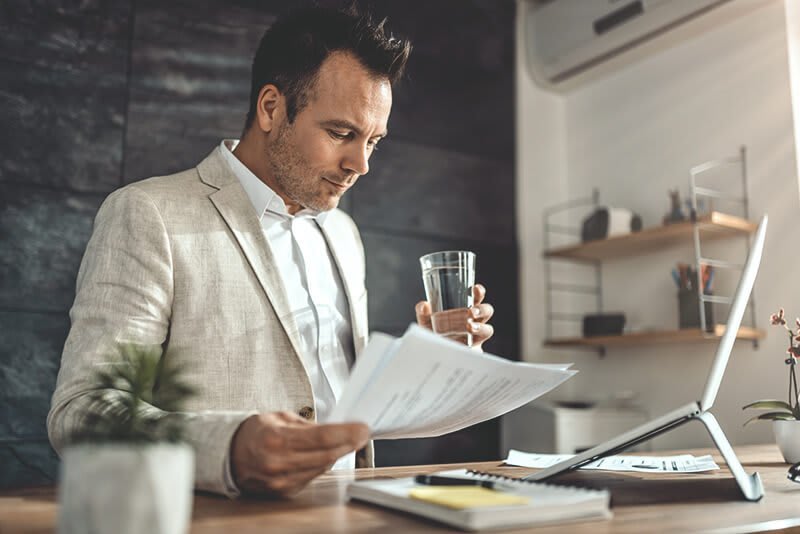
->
[524,215,768,502]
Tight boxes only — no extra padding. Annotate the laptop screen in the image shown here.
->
[700,215,767,411]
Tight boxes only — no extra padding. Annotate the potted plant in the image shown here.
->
[742,308,800,463]
[57,344,197,534]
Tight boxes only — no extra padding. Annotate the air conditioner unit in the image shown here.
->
[521,0,732,90]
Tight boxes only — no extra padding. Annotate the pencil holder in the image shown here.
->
[678,290,714,331]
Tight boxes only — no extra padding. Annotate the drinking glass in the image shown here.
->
[419,250,476,346]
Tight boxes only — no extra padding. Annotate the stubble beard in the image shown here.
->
[267,121,339,213]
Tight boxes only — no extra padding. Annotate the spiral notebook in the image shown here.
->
[347,469,611,531]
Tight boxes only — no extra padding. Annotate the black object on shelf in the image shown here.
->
[582,313,626,337]
[581,208,643,243]
[678,290,714,331]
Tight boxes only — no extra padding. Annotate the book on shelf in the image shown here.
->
[347,468,611,531]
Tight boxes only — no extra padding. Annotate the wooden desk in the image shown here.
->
[2,445,799,533]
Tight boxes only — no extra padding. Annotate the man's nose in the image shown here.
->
[342,143,369,176]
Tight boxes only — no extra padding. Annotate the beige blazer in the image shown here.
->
[47,146,371,496]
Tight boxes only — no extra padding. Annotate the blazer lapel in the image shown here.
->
[196,147,306,363]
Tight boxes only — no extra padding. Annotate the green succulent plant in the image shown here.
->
[742,309,800,425]
[72,343,196,444]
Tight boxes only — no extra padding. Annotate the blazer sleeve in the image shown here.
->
[47,185,253,497]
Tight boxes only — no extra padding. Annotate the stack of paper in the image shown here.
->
[326,324,576,439]
[505,450,720,473]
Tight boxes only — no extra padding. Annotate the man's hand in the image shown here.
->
[415,283,495,349]
[230,411,369,497]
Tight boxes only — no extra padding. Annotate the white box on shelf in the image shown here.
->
[501,401,649,456]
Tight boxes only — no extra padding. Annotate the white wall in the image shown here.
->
[516,0,799,449]
[515,3,568,372]
[787,0,800,192]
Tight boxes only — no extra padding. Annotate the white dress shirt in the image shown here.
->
[220,139,357,491]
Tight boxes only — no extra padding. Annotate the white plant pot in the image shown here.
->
[773,420,800,464]
[58,443,194,534]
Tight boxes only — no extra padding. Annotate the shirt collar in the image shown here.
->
[219,139,329,224]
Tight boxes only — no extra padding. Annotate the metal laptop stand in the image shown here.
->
[543,410,764,502]
[696,412,764,501]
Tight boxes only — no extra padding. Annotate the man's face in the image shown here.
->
[266,52,392,213]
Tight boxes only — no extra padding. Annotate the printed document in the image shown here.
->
[506,450,720,473]
[326,324,576,439]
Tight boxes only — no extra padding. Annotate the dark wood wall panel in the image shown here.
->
[370,1,515,69]
[0,441,59,488]
[0,312,69,438]
[122,0,280,182]
[373,1,515,160]
[389,54,515,161]
[0,61,126,192]
[375,420,500,467]
[0,0,131,192]
[362,231,519,360]
[0,0,131,70]
[0,187,105,311]
[0,1,131,488]
[352,140,514,244]
[0,0,517,487]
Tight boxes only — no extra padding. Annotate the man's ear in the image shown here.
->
[255,84,283,133]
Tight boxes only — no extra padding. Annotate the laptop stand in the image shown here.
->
[696,412,764,501]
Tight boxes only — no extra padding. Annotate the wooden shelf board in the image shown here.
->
[544,212,757,262]
[544,325,764,349]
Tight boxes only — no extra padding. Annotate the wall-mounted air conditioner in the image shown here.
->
[521,0,732,91]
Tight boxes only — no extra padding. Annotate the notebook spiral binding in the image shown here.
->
[465,469,596,493]
[466,469,534,483]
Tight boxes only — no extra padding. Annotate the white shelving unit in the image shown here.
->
[542,146,762,353]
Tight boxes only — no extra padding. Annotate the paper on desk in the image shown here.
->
[505,450,720,473]
[325,324,575,439]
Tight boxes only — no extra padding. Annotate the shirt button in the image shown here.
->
[298,406,315,420]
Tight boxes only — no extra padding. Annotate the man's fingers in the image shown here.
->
[472,284,486,305]
[470,321,494,344]
[415,301,432,329]
[283,422,370,452]
[430,308,467,333]
[469,303,494,323]
[231,415,370,497]
[260,444,356,476]
[259,464,332,497]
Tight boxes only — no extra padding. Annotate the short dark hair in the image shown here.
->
[244,5,411,131]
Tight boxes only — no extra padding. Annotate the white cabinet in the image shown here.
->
[501,401,649,456]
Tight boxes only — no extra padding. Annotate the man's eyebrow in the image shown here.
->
[321,119,388,139]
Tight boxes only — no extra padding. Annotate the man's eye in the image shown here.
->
[329,130,349,140]
[368,139,381,151]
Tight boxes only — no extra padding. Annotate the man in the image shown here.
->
[48,5,495,498]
